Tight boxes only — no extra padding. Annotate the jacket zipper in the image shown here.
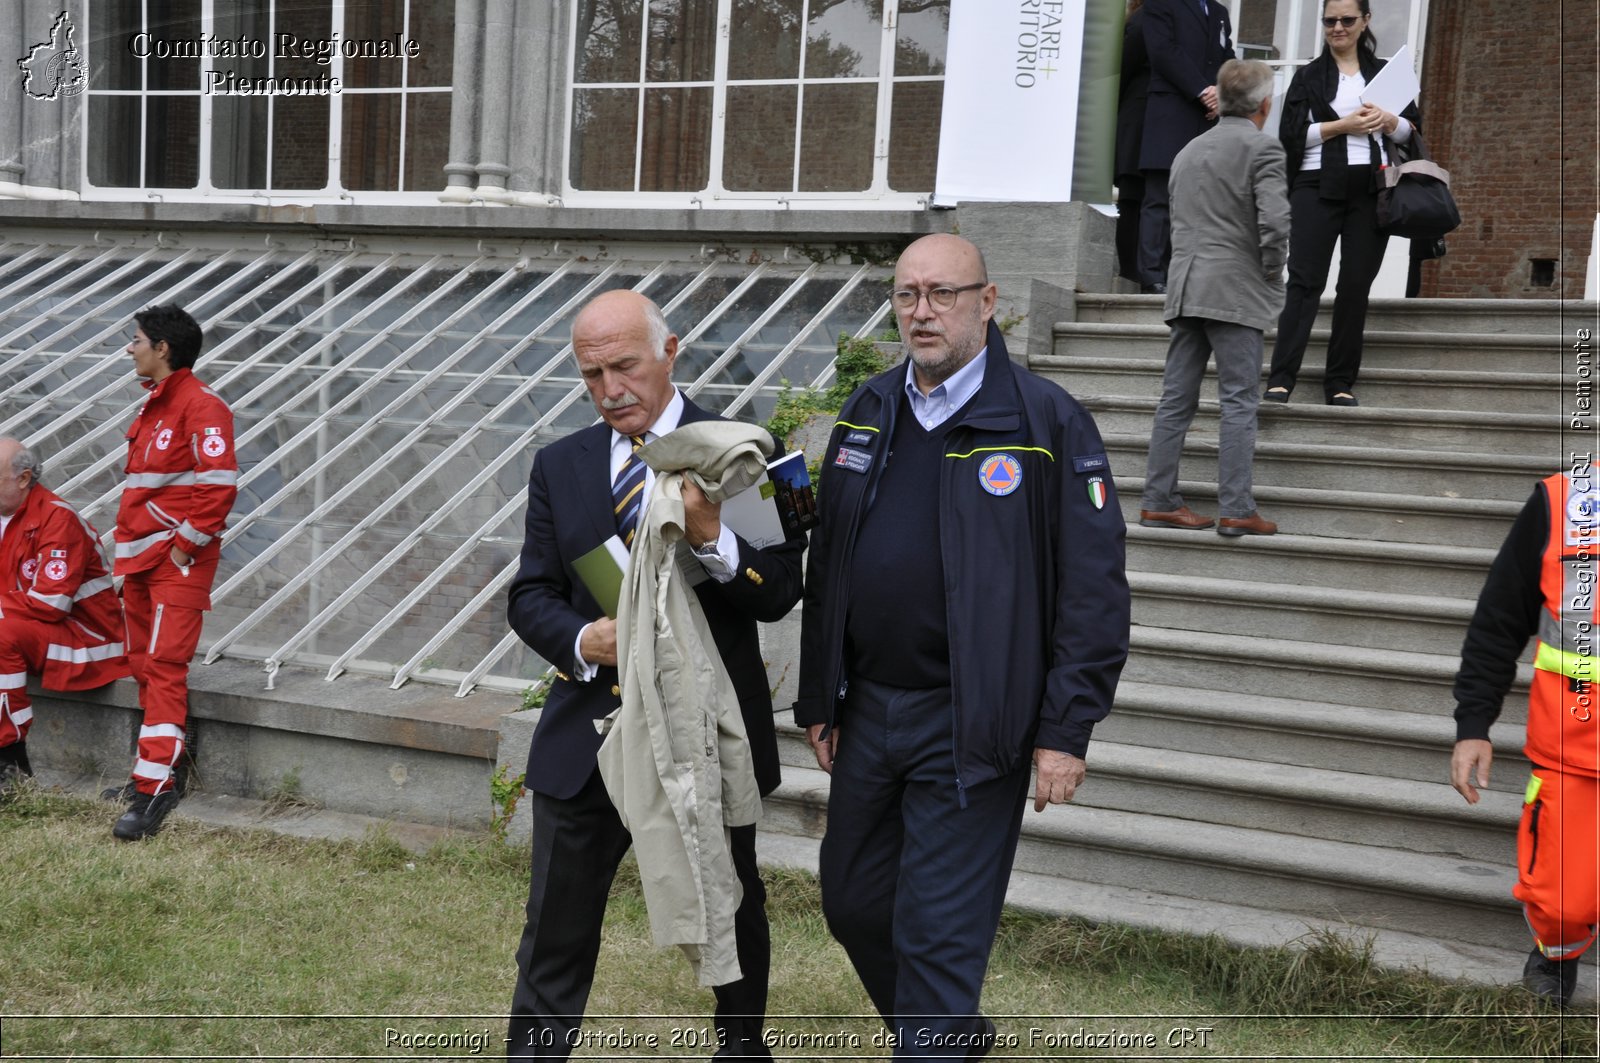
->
[943,420,968,809]
[144,419,164,464]
[825,391,896,727]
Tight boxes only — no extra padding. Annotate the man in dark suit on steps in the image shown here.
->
[504,289,805,1060]
[1137,0,1234,293]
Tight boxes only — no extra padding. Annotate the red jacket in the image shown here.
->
[0,484,131,690]
[113,368,238,575]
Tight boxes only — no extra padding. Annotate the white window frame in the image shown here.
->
[561,0,945,210]
[79,0,452,204]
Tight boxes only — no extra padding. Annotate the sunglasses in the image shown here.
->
[1321,15,1363,27]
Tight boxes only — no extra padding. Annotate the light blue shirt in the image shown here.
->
[904,347,988,430]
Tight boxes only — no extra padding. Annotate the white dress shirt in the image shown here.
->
[573,389,741,679]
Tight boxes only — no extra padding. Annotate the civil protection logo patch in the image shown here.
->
[978,453,1022,496]
[1087,476,1107,510]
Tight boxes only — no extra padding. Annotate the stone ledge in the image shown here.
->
[0,200,954,244]
[39,657,516,760]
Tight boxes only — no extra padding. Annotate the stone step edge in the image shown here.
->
[754,832,1572,995]
[1123,524,1496,568]
[1086,395,1561,432]
[762,766,1513,907]
[770,722,1523,836]
[1114,476,1523,518]
[1126,624,1510,687]
[1105,680,1527,758]
[1050,322,1561,350]
[1103,431,1550,475]
[1130,569,1476,621]
[1063,357,1560,390]
[1083,739,1521,828]
[1066,293,1597,316]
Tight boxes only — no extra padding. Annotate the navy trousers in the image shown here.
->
[507,769,772,1060]
[819,677,1031,1060]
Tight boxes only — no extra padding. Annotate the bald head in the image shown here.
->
[893,234,997,393]
[0,437,40,517]
[572,290,681,436]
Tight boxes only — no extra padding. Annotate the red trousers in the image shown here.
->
[0,617,55,747]
[122,559,215,796]
[1516,767,1600,960]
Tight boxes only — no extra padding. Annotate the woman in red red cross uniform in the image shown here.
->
[109,305,237,840]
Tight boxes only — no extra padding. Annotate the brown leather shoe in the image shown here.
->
[1218,512,1278,537]
[1139,506,1215,530]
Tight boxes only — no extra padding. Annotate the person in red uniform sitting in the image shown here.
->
[0,438,131,792]
[1453,470,1600,1005]
[107,305,238,840]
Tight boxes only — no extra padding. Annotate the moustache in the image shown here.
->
[601,391,641,411]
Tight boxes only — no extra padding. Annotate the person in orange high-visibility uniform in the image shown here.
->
[0,438,130,791]
[108,305,237,840]
[1453,470,1600,1006]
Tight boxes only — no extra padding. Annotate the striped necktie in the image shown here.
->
[613,434,648,548]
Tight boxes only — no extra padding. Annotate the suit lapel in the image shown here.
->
[574,424,620,546]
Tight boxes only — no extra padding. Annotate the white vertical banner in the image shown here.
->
[932,0,1087,206]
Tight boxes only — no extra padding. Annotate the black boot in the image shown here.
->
[113,788,179,841]
[0,740,33,793]
[1522,947,1579,1006]
[101,780,139,803]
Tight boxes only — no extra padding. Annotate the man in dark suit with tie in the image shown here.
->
[505,289,806,1060]
[1137,0,1234,293]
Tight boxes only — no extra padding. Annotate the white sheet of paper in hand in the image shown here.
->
[1360,45,1418,116]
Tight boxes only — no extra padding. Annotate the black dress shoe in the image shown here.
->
[1140,282,1167,295]
[968,1016,997,1060]
[1326,392,1359,407]
[1523,947,1579,1006]
[113,789,179,841]
[1262,387,1290,404]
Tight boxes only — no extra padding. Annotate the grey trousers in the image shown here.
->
[1142,316,1264,519]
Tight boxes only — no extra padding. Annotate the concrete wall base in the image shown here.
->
[28,659,522,831]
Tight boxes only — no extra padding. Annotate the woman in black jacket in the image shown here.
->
[1264,0,1419,407]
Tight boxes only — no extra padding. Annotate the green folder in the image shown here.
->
[572,535,628,619]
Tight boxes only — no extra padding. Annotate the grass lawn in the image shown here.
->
[0,787,1592,1060]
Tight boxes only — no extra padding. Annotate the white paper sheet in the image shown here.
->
[1360,45,1418,115]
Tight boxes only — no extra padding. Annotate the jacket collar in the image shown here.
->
[865,320,1021,433]
[142,366,194,399]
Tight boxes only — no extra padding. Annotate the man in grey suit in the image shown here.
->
[1139,59,1289,538]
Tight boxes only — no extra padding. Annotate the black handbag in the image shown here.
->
[1376,131,1461,239]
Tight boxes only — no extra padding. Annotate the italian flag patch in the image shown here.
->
[1087,476,1107,510]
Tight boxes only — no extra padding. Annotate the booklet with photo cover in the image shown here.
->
[719,450,818,549]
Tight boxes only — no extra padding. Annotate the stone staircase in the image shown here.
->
[759,295,1594,992]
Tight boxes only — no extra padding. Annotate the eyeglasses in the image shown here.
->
[1321,15,1362,27]
[890,282,986,312]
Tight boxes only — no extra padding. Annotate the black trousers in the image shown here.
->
[1115,174,1144,283]
[1268,177,1391,400]
[507,769,772,1060]
[819,677,1030,1059]
[1135,168,1173,286]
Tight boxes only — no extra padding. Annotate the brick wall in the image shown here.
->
[1419,0,1597,298]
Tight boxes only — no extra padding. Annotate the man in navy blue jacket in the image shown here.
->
[795,235,1130,1057]
[505,290,805,1060]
